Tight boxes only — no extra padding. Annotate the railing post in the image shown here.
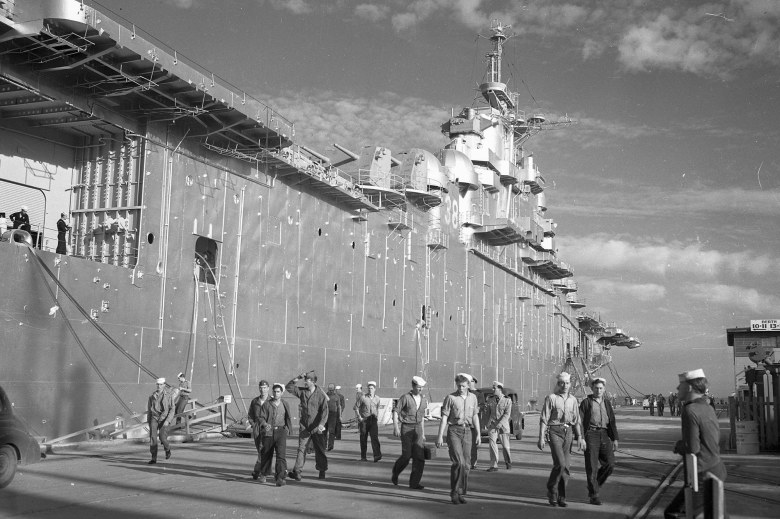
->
[684,453,698,519]
[703,472,724,519]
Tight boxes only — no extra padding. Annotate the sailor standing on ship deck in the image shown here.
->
[56,213,71,255]
[538,372,585,507]
[147,377,174,464]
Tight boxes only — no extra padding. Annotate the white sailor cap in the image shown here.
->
[367,381,377,387]
[492,380,504,389]
[335,386,341,390]
[355,383,363,390]
[156,377,166,384]
[412,376,426,387]
[272,382,285,394]
[557,372,571,383]
[21,205,28,211]
[178,372,185,378]
[679,369,706,382]
[590,377,606,386]
[457,372,474,383]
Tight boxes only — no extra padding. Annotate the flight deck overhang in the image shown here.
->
[0,0,292,152]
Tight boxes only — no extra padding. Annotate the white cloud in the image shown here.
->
[581,277,667,302]
[687,282,780,313]
[355,3,390,22]
[558,235,776,279]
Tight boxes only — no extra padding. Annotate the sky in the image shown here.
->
[88,0,780,399]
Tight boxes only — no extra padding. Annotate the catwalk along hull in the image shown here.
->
[0,1,630,440]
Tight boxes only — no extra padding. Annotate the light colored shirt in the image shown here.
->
[441,391,478,427]
[589,397,608,429]
[540,392,580,427]
[490,395,512,433]
[355,393,380,419]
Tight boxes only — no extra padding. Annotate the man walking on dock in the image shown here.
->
[486,381,512,472]
[579,377,618,505]
[325,383,342,451]
[391,376,428,489]
[354,381,382,462]
[248,380,270,480]
[256,383,293,486]
[286,371,329,480]
[147,377,174,464]
[436,373,481,505]
[538,372,584,507]
[664,369,727,519]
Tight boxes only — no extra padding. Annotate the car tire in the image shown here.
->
[0,445,18,489]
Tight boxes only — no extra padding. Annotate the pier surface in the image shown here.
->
[1,408,777,518]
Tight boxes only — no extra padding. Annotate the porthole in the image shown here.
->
[147,232,155,244]
[351,241,356,249]
[318,228,322,236]
[334,283,338,294]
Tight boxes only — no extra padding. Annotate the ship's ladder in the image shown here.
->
[196,253,248,419]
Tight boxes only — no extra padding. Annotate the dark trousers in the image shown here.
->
[56,235,67,254]
[446,424,471,495]
[326,414,339,450]
[259,426,288,481]
[293,428,328,474]
[392,423,425,487]
[658,405,665,416]
[470,426,479,467]
[148,418,170,459]
[252,426,265,476]
[584,429,615,497]
[175,396,189,423]
[359,415,382,460]
[547,425,573,499]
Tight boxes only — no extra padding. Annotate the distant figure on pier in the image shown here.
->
[248,380,270,480]
[325,383,343,451]
[147,377,174,464]
[354,380,382,462]
[174,372,191,424]
[9,206,30,231]
[56,213,71,254]
[286,371,329,481]
[579,377,618,506]
[664,369,727,519]
[657,393,666,417]
[668,392,677,416]
[538,372,585,508]
[649,394,656,416]
[392,376,428,490]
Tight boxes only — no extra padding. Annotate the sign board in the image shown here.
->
[750,319,780,331]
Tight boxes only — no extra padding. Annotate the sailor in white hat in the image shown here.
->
[579,377,619,505]
[486,380,513,472]
[354,380,382,462]
[436,372,481,504]
[538,371,585,507]
[10,205,31,231]
[392,376,428,489]
[147,377,174,464]
[455,373,480,468]
[665,368,727,518]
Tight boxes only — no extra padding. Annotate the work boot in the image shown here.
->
[289,470,302,481]
[149,446,158,464]
[318,470,326,480]
[165,449,171,460]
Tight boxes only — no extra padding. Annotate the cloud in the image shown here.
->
[268,0,313,15]
[687,282,780,313]
[580,277,667,302]
[355,3,390,22]
[558,235,776,279]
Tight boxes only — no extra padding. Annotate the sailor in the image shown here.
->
[174,372,192,424]
[147,377,174,464]
[436,373,481,505]
[325,383,343,451]
[657,392,666,416]
[286,371,329,481]
[248,380,271,480]
[579,377,619,505]
[664,369,727,519]
[391,376,428,490]
[458,373,480,469]
[354,380,382,462]
[538,372,585,507]
[256,383,293,486]
[9,206,30,231]
[56,213,71,255]
[0,212,8,235]
[486,380,512,472]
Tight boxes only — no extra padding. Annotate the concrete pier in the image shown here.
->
[1,408,777,518]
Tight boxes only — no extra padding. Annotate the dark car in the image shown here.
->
[473,387,524,440]
[0,385,42,488]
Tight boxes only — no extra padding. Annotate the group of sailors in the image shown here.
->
[0,205,71,254]
[144,367,724,517]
